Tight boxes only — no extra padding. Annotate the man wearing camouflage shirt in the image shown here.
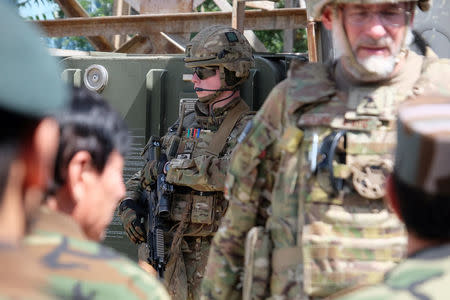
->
[336,96,450,300]
[119,25,254,299]
[202,0,450,299]
[24,88,170,300]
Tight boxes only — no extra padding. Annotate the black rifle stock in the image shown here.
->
[145,136,169,278]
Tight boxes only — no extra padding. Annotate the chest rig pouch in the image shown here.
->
[164,129,222,236]
[165,100,249,237]
[169,188,227,237]
[296,91,407,297]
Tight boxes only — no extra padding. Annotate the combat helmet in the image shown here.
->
[311,0,431,20]
[185,25,254,103]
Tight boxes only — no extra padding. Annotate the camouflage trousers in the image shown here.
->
[139,236,212,300]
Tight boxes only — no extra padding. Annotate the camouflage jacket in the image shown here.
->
[202,50,450,300]
[335,244,450,300]
[0,243,57,299]
[24,207,170,300]
[124,96,254,219]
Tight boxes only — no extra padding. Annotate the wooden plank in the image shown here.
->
[307,20,318,62]
[283,0,294,52]
[115,35,153,53]
[148,33,183,53]
[305,0,318,21]
[246,1,275,10]
[232,0,246,32]
[115,33,183,54]
[243,30,267,52]
[54,0,87,16]
[136,0,192,54]
[33,9,307,37]
[160,32,188,52]
[86,36,114,51]
[54,0,114,51]
[140,0,194,13]
[213,0,267,52]
[112,0,130,49]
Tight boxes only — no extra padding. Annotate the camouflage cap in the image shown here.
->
[310,0,431,20]
[184,25,254,79]
[0,2,68,118]
[395,96,450,196]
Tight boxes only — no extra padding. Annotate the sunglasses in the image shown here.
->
[194,67,217,80]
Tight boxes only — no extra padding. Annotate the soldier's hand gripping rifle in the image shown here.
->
[146,137,173,278]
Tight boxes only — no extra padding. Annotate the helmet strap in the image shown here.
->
[209,90,238,121]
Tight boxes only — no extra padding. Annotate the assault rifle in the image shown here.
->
[146,136,173,278]
[146,105,184,277]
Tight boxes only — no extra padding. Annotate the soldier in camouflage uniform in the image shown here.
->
[0,2,68,298]
[119,25,255,299]
[202,1,450,299]
[23,88,170,299]
[335,95,450,300]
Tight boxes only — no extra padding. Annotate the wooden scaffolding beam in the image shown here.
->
[54,0,114,51]
[213,0,267,53]
[306,21,318,62]
[133,0,193,54]
[33,8,307,37]
[232,0,246,32]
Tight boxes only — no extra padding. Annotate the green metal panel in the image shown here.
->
[61,53,306,260]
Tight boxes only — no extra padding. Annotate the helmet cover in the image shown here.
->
[185,25,254,80]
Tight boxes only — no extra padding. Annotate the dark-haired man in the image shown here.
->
[336,96,450,300]
[24,88,170,299]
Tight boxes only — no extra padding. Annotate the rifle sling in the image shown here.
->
[206,100,249,156]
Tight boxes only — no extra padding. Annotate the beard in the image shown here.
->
[355,36,398,78]
[356,29,413,77]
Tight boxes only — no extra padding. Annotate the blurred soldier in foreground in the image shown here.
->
[119,25,254,299]
[24,88,170,299]
[202,0,450,299]
[0,2,68,297]
[335,96,450,300]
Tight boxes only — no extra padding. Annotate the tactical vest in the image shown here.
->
[163,99,250,237]
[284,59,439,297]
[244,53,447,299]
[297,92,406,297]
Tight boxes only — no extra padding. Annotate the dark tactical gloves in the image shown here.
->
[119,199,147,244]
